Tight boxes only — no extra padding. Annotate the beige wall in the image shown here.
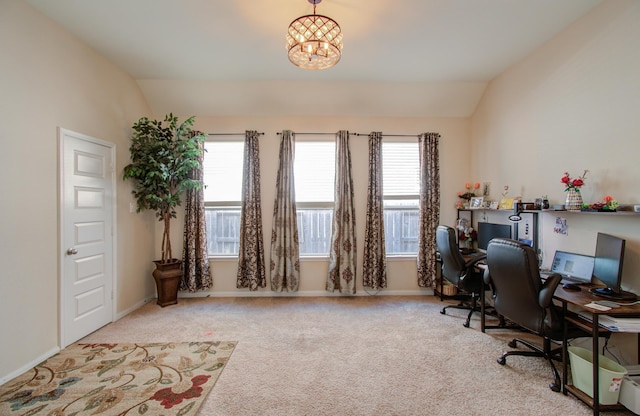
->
[170,116,470,296]
[471,0,640,361]
[0,1,155,381]
[3,0,639,383]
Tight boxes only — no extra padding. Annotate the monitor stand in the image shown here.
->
[589,287,638,301]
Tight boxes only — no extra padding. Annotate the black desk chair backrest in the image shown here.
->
[436,225,482,293]
[485,238,557,334]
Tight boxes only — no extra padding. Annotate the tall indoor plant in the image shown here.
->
[123,113,205,306]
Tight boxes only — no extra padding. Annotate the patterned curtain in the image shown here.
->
[270,130,300,292]
[417,132,441,288]
[236,130,266,291]
[362,132,387,289]
[181,137,212,292]
[327,130,357,294]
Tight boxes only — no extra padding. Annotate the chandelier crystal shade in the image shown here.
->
[286,0,343,70]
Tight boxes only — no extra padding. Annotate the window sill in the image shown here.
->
[208,256,237,262]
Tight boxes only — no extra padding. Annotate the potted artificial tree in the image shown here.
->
[123,113,205,307]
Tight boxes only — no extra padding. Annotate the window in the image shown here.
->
[203,139,336,257]
[294,141,335,256]
[203,141,244,256]
[382,142,420,255]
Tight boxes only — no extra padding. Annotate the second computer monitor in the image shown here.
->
[477,222,512,252]
[590,232,635,299]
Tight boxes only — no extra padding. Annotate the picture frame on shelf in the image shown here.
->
[489,201,499,210]
[470,197,484,209]
[500,197,514,210]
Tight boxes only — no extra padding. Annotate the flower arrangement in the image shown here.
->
[456,218,476,246]
[587,195,619,212]
[456,183,481,207]
[560,170,588,192]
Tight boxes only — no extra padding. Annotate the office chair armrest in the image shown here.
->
[539,273,562,308]
[482,268,492,286]
[464,254,487,269]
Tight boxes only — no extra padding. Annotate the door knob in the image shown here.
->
[67,248,78,255]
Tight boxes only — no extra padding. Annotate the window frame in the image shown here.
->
[382,140,420,257]
[203,139,245,258]
[294,139,336,258]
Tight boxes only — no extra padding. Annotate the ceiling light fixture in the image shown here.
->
[286,0,343,70]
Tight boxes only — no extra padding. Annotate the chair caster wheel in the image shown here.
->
[508,339,517,348]
[463,321,470,328]
[497,357,506,365]
[549,383,561,392]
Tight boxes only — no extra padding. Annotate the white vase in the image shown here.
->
[565,189,583,211]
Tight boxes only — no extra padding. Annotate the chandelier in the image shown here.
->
[286,0,343,70]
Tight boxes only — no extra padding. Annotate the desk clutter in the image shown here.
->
[436,233,640,415]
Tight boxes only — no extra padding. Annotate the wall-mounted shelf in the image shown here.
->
[538,209,640,217]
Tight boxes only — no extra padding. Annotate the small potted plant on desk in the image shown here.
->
[123,114,205,307]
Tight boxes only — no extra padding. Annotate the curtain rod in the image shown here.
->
[276,132,336,135]
[276,132,428,137]
[208,132,265,136]
[353,133,423,138]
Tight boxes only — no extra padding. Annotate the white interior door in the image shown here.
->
[60,128,115,347]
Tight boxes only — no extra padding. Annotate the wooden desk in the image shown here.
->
[554,285,640,415]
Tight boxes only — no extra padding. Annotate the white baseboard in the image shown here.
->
[115,296,155,321]
[0,346,60,385]
[178,289,434,298]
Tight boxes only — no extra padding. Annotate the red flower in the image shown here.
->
[151,375,211,409]
[604,195,613,202]
[561,170,588,191]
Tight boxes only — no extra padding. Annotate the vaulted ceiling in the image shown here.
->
[26,0,603,117]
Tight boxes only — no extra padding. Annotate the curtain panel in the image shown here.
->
[236,130,267,290]
[181,136,212,292]
[362,132,387,289]
[327,130,357,294]
[417,132,441,288]
[270,130,300,292]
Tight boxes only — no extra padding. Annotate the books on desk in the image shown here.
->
[578,311,640,332]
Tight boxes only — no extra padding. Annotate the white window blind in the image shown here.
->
[294,141,335,203]
[203,141,244,202]
[382,142,420,198]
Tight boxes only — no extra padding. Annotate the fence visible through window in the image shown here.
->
[205,208,241,255]
[205,206,419,256]
[384,206,419,255]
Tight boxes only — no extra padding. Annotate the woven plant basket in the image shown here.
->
[442,284,458,296]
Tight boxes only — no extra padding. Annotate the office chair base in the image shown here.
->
[442,297,497,328]
[498,337,562,393]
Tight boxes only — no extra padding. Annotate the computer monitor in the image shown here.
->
[477,222,512,252]
[589,232,636,300]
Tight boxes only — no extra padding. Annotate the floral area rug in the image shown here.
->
[0,341,236,415]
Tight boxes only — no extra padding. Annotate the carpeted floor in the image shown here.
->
[78,295,631,416]
[0,341,235,415]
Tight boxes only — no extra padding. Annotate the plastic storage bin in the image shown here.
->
[568,346,628,405]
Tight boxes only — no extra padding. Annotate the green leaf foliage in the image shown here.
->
[123,114,205,261]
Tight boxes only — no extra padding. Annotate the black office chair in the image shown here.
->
[484,238,589,391]
[436,225,487,328]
